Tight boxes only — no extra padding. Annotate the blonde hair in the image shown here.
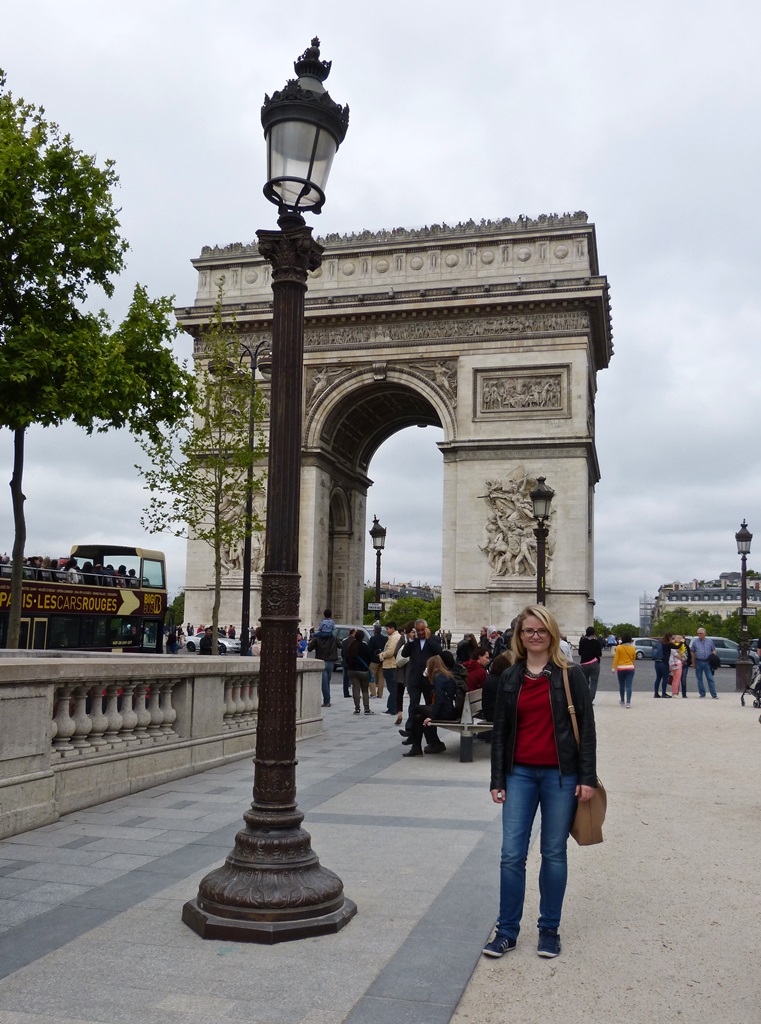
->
[510,605,568,668]
[426,654,453,680]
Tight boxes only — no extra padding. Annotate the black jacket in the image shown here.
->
[345,640,373,672]
[429,672,458,721]
[308,633,339,662]
[489,661,597,790]
[401,634,442,685]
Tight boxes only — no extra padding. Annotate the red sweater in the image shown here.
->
[462,659,487,692]
[513,674,557,766]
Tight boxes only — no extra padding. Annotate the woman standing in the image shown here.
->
[612,633,637,706]
[345,628,374,715]
[653,633,677,698]
[483,606,597,960]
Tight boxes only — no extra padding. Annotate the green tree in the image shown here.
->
[168,590,185,628]
[609,622,640,638]
[381,595,441,632]
[0,71,193,647]
[362,586,376,625]
[137,290,267,640]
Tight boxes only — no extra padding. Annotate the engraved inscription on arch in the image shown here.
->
[473,366,571,420]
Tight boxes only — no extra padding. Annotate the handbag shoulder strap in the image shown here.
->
[562,667,581,749]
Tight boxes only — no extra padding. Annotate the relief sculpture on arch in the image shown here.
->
[479,468,556,579]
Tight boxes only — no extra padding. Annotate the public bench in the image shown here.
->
[429,687,493,762]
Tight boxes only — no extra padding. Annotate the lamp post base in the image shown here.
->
[182,896,357,944]
[182,814,357,944]
[735,659,753,692]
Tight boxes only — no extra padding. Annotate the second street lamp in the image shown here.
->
[238,339,271,655]
[530,477,555,606]
[735,519,753,692]
[183,39,354,944]
[369,515,386,606]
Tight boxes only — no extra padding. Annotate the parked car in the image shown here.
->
[331,624,387,669]
[632,637,660,660]
[185,635,241,655]
[685,636,759,667]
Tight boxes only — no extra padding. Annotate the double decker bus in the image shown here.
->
[0,545,167,653]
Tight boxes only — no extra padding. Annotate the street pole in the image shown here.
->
[534,520,548,606]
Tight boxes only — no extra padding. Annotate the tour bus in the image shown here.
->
[0,545,167,653]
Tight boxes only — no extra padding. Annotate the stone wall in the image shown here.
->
[0,656,323,839]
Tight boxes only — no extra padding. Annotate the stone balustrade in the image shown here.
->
[0,656,323,839]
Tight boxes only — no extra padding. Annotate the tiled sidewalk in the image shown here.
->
[0,693,500,1024]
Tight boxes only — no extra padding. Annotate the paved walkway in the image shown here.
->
[0,675,758,1024]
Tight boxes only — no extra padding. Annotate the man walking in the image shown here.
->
[367,622,387,698]
[690,628,719,699]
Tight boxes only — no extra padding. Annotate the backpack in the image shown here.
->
[452,666,468,717]
[652,642,663,662]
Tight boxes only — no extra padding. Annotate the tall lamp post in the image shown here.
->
[530,477,555,606]
[369,515,386,606]
[735,519,753,692]
[183,39,354,943]
[238,339,271,655]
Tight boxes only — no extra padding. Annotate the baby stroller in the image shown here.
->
[739,663,761,709]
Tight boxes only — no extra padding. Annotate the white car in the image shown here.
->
[185,635,241,655]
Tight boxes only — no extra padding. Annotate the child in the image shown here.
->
[316,608,335,636]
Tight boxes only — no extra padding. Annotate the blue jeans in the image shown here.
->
[694,660,717,698]
[321,662,335,704]
[496,765,578,940]
[654,661,669,695]
[617,668,634,703]
[383,669,397,713]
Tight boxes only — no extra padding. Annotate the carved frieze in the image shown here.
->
[304,358,458,417]
[474,366,570,420]
[479,469,556,579]
[304,311,589,350]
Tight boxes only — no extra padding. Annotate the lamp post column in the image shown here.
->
[239,356,256,655]
[182,213,356,942]
[736,550,751,692]
[534,521,549,606]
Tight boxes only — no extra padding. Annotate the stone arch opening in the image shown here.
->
[303,374,446,622]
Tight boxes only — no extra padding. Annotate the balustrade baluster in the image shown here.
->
[70,683,93,752]
[230,680,244,727]
[103,683,124,748]
[52,683,77,754]
[133,680,152,743]
[88,683,110,751]
[241,675,255,723]
[146,683,164,741]
[120,681,139,746]
[159,680,177,738]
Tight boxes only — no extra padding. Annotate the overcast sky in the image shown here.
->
[2,0,760,626]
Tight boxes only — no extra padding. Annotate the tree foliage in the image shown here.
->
[380,595,441,632]
[0,69,193,647]
[651,608,761,642]
[137,289,267,639]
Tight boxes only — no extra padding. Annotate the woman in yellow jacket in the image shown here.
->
[612,633,637,707]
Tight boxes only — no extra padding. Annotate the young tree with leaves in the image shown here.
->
[137,291,267,642]
[0,70,193,648]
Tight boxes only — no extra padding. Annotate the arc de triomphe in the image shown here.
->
[176,212,612,638]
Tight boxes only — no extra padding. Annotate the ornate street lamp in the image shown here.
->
[369,515,386,606]
[530,477,555,606]
[183,39,354,943]
[735,519,753,692]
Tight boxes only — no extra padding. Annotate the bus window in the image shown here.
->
[32,619,48,649]
[142,620,160,650]
[141,559,165,589]
[48,616,81,649]
[110,617,141,646]
[81,617,109,648]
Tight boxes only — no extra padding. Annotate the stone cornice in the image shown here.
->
[195,211,591,263]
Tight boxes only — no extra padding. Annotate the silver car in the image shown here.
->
[186,635,241,655]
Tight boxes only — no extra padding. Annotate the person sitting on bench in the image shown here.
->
[403,654,458,757]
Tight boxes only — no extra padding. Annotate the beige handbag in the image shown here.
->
[562,668,607,846]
